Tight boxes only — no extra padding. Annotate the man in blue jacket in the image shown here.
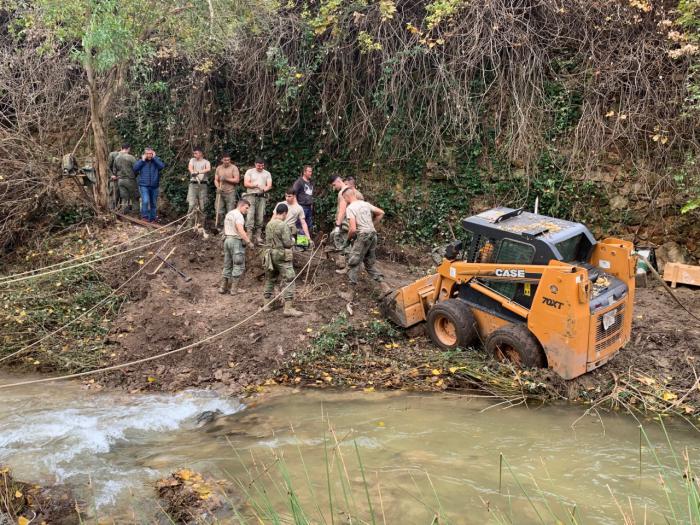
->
[133,147,165,222]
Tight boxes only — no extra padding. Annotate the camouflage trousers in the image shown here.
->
[347,231,383,285]
[264,249,295,301]
[118,178,139,210]
[187,183,208,226]
[223,237,246,279]
[243,193,266,236]
[217,191,237,217]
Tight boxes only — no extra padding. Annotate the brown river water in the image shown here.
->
[0,374,698,524]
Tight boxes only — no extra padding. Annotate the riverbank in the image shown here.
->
[1,219,699,421]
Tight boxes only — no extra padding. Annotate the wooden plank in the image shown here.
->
[114,211,159,229]
[662,262,700,288]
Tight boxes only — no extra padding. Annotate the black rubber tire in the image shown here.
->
[485,324,546,368]
[426,299,478,350]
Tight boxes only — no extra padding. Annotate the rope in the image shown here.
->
[0,219,192,364]
[0,214,189,283]
[0,227,194,287]
[0,239,326,390]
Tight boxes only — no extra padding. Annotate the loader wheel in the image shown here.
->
[426,300,477,350]
[485,324,546,368]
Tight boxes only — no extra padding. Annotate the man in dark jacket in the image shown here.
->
[291,165,314,233]
[133,147,165,222]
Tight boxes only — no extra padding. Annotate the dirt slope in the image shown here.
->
[100,233,391,393]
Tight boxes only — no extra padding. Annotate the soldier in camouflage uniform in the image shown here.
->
[337,188,392,303]
[220,199,255,294]
[261,203,303,317]
[108,144,138,212]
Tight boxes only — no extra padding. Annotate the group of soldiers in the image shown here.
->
[107,144,391,316]
[216,162,392,317]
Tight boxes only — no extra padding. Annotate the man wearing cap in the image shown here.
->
[261,202,303,317]
[243,157,272,245]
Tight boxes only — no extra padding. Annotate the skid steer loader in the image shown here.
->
[381,207,637,380]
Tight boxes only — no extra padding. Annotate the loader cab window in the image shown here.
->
[484,239,535,301]
[555,233,586,262]
[496,239,535,265]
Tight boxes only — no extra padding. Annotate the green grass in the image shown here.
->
[157,419,700,525]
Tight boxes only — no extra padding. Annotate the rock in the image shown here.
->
[656,241,691,272]
[609,195,629,211]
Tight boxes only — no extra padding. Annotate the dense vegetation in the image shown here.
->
[1,0,699,250]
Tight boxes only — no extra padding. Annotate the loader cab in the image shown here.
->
[460,207,596,265]
[454,207,597,315]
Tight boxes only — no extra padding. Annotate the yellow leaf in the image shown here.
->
[660,136,669,144]
[605,110,615,117]
[662,391,677,401]
[177,469,193,481]
[15,490,23,498]
[377,421,385,427]
[137,259,145,265]
[436,379,444,387]
[431,369,442,376]
[147,376,156,383]
[363,386,375,393]
[652,134,660,142]
[619,114,628,120]
[449,367,458,374]
[295,72,303,78]
[18,517,29,525]
[306,328,313,333]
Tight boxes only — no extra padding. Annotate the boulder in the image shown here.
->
[656,241,691,272]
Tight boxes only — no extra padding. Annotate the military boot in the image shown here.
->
[335,266,349,275]
[262,295,274,312]
[218,277,231,294]
[230,278,246,294]
[283,300,303,317]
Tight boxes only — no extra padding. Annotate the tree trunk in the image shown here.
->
[85,60,125,211]
[85,61,110,210]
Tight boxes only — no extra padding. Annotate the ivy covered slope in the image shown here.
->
[3,0,700,250]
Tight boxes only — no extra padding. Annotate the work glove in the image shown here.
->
[196,172,204,183]
[246,240,255,249]
[331,226,340,236]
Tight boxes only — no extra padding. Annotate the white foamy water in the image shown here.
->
[0,377,243,507]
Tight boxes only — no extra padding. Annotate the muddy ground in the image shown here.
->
[84,222,700,418]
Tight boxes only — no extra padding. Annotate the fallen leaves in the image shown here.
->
[156,468,230,522]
